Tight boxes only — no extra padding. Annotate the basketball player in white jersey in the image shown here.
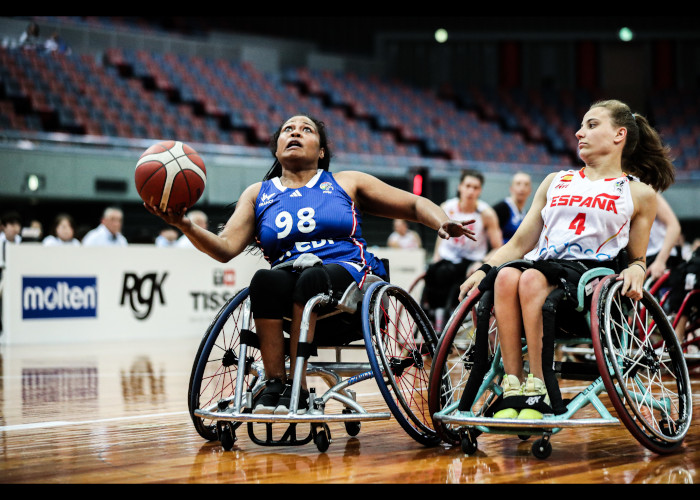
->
[646,193,682,281]
[423,169,502,329]
[459,99,675,419]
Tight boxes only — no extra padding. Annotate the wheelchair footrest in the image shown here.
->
[194,408,391,424]
[435,412,619,429]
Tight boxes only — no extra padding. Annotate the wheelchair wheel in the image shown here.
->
[428,289,499,445]
[188,288,262,441]
[362,282,441,446]
[591,275,692,454]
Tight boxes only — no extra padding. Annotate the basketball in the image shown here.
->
[135,140,207,212]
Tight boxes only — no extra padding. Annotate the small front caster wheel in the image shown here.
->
[217,422,236,451]
[314,425,331,452]
[460,430,478,455]
[345,421,361,437]
[532,438,552,459]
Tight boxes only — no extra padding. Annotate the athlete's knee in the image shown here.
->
[494,267,521,297]
[292,266,332,304]
[250,269,293,319]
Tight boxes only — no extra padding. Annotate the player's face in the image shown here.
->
[55,218,74,241]
[458,175,482,202]
[576,107,621,163]
[510,174,531,202]
[275,116,324,166]
[103,211,123,235]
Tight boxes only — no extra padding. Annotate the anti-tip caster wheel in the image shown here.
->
[313,424,332,452]
[217,421,236,451]
[532,437,552,459]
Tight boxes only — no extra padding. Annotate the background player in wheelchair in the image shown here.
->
[145,114,476,415]
[458,99,676,420]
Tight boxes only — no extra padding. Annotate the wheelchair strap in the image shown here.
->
[458,290,495,411]
[240,329,259,348]
[541,287,568,415]
[296,341,317,358]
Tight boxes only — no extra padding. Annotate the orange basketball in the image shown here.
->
[135,140,206,212]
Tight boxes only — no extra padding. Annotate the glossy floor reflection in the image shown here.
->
[1,337,699,484]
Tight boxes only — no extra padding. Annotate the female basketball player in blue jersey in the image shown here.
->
[458,99,676,420]
[146,114,476,414]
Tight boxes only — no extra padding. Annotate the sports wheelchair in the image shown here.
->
[645,270,700,361]
[428,260,692,459]
[188,259,441,452]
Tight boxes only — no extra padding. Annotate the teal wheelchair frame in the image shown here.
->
[428,260,692,459]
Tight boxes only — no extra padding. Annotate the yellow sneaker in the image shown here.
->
[494,408,519,419]
[500,374,522,398]
[516,374,549,419]
[493,374,521,419]
[517,408,544,420]
[521,374,549,405]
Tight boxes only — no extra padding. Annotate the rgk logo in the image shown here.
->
[120,272,168,320]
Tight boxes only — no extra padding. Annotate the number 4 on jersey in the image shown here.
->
[569,212,586,235]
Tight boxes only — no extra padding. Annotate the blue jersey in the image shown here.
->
[254,170,387,286]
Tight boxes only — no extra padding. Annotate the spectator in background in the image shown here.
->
[155,227,179,247]
[21,219,43,242]
[387,218,422,249]
[18,22,40,50]
[492,171,532,244]
[0,211,22,246]
[43,31,70,54]
[175,210,208,248]
[82,207,128,246]
[42,213,81,246]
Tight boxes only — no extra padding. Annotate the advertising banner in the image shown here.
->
[1,245,425,345]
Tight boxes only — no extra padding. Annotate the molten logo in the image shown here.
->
[22,277,97,319]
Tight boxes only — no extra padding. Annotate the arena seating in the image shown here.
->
[0,42,698,175]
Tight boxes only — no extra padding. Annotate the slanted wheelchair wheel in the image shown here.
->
[188,288,262,441]
[428,289,499,445]
[591,275,692,454]
[362,282,441,446]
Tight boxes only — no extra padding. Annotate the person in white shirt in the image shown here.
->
[155,227,180,248]
[175,210,208,248]
[387,219,422,249]
[82,207,128,246]
[423,170,502,325]
[459,99,675,420]
[1,211,22,270]
[42,213,81,246]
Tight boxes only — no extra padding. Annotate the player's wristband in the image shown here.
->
[477,264,492,275]
[629,262,646,273]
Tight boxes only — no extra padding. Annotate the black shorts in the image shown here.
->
[249,264,355,320]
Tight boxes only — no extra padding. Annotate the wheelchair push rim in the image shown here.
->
[591,274,692,454]
[362,281,441,446]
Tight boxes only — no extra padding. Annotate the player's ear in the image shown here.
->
[614,126,627,145]
[319,148,325,159]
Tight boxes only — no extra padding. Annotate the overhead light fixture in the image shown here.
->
[24,174,45,192]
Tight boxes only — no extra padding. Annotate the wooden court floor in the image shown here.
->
[1,336,699,484]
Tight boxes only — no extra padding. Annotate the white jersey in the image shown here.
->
[646,217,666,257]
[438,198,489,263]
[525,169,634,262]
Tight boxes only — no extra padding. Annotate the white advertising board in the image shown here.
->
[1,245,425,345]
